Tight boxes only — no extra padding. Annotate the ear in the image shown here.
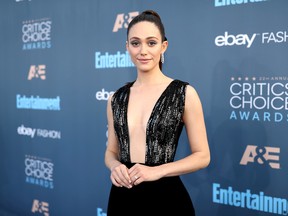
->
[126,41,129,50]
[162,40,168,53]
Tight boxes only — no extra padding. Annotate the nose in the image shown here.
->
[140,44,148,56]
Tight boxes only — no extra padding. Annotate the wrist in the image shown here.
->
[109,161,121,172]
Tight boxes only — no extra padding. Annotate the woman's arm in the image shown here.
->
[104,95,132,188]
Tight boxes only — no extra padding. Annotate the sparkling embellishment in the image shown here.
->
[111,80,188,165]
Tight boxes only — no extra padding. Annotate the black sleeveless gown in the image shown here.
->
[107,79,195,216]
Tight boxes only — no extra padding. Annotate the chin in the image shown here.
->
[138,64,157,72]
[138,67,153,72]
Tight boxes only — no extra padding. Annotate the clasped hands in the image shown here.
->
[110,163,160,189]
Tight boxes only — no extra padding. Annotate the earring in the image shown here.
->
[161,53,165,64]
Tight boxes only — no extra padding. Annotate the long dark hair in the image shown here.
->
[127,10,167,70]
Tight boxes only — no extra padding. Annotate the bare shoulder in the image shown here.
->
[185,85,200,100]
[185,84,203,110]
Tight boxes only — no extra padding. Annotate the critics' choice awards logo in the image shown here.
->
[18,124,61,139]
[113,11,139,32]
[240,145,280,169]
[22,18,52,50]
[28,65,46,80]
[229,76,288,123]
[25,155,54,189]
[32,199,49,216]
[215,31,288,48]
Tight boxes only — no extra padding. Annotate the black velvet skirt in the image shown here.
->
[107,165,195,216]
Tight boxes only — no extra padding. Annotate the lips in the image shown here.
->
[138,58,151,63]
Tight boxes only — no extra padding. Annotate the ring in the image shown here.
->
[134,175,138,180]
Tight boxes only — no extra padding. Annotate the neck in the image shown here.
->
[135,69,169,86]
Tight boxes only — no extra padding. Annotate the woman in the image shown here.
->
[104,10,210,215]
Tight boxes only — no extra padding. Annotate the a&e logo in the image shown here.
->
[240,145,280,169]
[31,199,49,215]
[28,65,46,80]
[112,11,139,32]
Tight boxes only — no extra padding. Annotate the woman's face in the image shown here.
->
[127,21,167,72]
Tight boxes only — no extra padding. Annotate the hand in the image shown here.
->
[110,163,132,188]
[128,163,162,186]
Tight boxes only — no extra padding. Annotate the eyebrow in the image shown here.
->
[129,36,159,41]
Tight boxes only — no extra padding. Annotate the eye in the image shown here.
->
[130,41,140,47]
[148,41,157,46]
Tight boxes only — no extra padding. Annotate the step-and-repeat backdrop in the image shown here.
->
[0,0,287,215]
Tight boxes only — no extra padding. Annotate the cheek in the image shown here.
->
[153,47,163,55]
[127,47,138,57]
[152,50,161,58]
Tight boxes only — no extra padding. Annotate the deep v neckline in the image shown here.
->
[126,79,176,162]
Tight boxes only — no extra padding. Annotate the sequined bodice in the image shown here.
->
[111,79,188,166]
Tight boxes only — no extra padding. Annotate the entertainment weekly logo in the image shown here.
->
[229,76,288,123]
[97,208,107,216]
[25,155,54,189]
[215,30,288,48]
[22,18,52,50]
[214,0,267,7]
[95,50,134,69]
[16,94,61,111]
[213,183,288,215]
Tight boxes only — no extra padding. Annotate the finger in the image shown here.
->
[112,176,133,188]
[128,163,140,174]
[118,169,133,188]
[113,165,132,188]
[120,167,132,185]
[133,176,140,185]
[110,175,122,187]
[134,175,139,180]
[132,174,141,185]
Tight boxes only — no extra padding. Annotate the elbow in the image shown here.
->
[201,144,211,168]
[204,154,211,168]
[200,152,211,169]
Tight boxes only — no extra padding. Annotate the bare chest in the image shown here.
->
[127,86,166,130]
